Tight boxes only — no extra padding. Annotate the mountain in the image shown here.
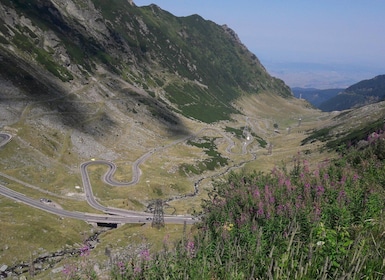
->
[0,0,291,125]
[319,75,385,112]
[0,0,305,274]
[291,87,344,108]
[3,1,385,278]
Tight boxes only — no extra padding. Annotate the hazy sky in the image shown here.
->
[134,0,385,88]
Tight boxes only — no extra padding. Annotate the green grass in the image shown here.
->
[302,117,385,151]
[225,126,267,147]
[179,137,228,175]
[66,127,385,279]
[0,196,91,265]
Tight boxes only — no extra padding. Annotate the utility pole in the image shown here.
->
[152,199,165,228]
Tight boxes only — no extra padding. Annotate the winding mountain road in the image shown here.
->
[0,132,193,224]
[0,126,255,225]
[0,132,12,148]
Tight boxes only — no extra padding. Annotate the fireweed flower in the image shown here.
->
[337,190,347,205]
[140,248,151,261]
[316,185,325,197]
[304,183,311,199]
[116,261,126,274]
[80,244,90,257]
[62,264,77,276]
[186,240,195,257]
[276,204,285,216]
[313,169,320,178]
[237,212,248,226]
[133,266,142,275]
[314,203,321,221]
[353,174,359,181]
[285,179,293,192]
[257,201,264,218]
[253,189,260,199]
[264,185,274,204]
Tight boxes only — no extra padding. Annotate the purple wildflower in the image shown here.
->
[117,261,125,273]
[276,204,285,216]
[316,185,325,197]
[353,173,359,181]
[304,183,311,200]
[257,201,264,218]
[313,169,319,178]
[285,178,292,192]
[134,266,142,275]
[140,249,151,261]
[186,240,195,257]
[63,264,77,276]
[313,203,321,221]
[337,190,347,205]
[80,244,90,257]
[253,189,260,199]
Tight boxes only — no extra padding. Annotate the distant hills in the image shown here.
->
[292,87,344,107]
[293,74,385,112]
[319,75,385,111]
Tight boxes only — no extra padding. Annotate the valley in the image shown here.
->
[1,0,384,278]
[0,82,330,277]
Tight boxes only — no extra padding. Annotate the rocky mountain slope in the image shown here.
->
[0,0,291,125]
[0,0,321,277]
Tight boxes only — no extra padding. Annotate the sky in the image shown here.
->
[134,0,385,88]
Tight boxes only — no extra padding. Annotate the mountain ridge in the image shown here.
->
[319,74,385,111]
[0,1,337,276]
[0,0,291,124]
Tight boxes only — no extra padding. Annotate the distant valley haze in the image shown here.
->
[135,0,385,89]
[259,59,385,89]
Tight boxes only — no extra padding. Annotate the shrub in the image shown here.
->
[69,130,385,279]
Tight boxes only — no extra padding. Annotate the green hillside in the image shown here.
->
[0,0,291,123]
[319,75,385,111]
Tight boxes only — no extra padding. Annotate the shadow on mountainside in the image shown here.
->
[0,49,189,138]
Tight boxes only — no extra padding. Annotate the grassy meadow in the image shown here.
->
[60,126,385,279]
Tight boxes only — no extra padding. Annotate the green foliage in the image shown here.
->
[319,93,367,112]
[73,132,385,280]
[301,125,336,146]
[225,126,244,138]
[225,126,267,147]
[63,132,385,279]
[179,137,228,175]
[165,82,237,123]
[325,118,385,150]
[302,118,385,152]
[319,75,385,112]
[2,0,292,123]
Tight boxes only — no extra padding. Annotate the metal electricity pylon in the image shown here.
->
[152,199,165,228]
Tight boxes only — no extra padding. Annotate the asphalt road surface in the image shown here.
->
[0,132,194,225]
[0,126,255,225]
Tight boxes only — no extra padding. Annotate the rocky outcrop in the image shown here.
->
[0,231,102,279]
